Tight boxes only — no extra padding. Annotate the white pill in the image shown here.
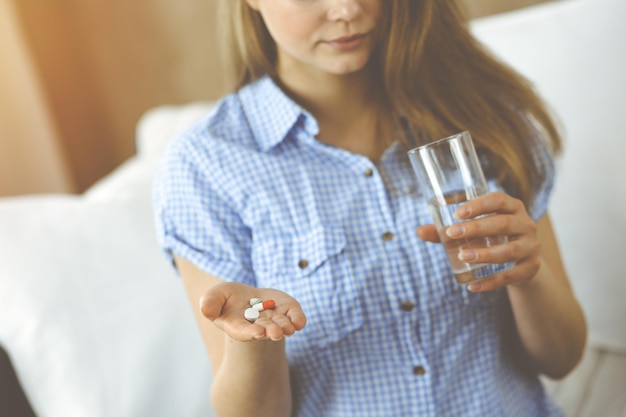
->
[249,298,262,306]
[244,308,260,322]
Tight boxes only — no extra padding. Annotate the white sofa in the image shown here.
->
[1,0,625,416]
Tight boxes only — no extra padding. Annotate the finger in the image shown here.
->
[446,214,533,240]
[458,236,538,265]
[416,224,440,243]
[199,286,230,319]
[287,309,307,330]
[270,315,297,337]
[454,192,525,219]
[254,317,287,341]
[272,298,307,330]
[217,316,267,341]
[466,258,540,292]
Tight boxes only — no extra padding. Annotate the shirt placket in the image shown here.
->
[372,149,438,415]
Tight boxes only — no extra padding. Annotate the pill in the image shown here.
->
[244,308,260,322]
[249,298,262,306]
[252,299,276,311]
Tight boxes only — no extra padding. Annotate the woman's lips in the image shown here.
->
[325,33,369,51]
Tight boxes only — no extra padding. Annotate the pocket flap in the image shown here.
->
[289,226,346,278]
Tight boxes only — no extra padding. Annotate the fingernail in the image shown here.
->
[446,225,464,238]
[454,205,470,219]
[459,250,477,261]
[468,282,482,292]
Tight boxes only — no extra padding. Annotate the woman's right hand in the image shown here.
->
[199,282,307,342]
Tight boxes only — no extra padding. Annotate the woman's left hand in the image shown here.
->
[417,191,541,292]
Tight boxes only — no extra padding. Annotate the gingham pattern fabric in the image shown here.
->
[153,76,564,417]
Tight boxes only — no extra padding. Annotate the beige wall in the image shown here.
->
[0,0,552,197]
[1,0,223,195]
[0,0,73,195]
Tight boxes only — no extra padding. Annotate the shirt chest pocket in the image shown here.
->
[251,226,364,348]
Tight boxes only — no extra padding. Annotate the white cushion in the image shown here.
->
[0,103,216,416]
[0,193,213,417]
[135,101,215,161]
[472,0,626,351]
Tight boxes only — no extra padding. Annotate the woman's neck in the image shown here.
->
[276,67,394,162]
[278,65,373,116]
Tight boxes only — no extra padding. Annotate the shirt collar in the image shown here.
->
[238,76,319,152]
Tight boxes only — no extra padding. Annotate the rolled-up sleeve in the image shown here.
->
[153,131,255,286]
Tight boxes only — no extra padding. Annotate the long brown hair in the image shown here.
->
[217,0,562,206]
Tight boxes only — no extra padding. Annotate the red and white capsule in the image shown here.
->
[252,299,276,311]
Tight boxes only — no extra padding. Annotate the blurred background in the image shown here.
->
[0,1,553,415]
[0,0,552,198]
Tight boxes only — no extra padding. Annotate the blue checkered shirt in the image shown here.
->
[153,76,564,417]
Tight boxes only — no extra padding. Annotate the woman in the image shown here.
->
[153,1,587,416]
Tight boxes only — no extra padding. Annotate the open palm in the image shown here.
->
[199,282,307,342]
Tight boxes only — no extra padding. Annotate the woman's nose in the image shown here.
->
[327,0,362,22]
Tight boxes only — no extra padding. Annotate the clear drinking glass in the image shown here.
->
[407,131,513,284]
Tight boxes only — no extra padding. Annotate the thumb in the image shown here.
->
[199,286,228,320]
[416,224,440,243]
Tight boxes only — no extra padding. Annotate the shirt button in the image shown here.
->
[400,301,415,312]
[298,259,309,269]
[413,366,426,376]
[364,167,374,177]
[382,231,394,241]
